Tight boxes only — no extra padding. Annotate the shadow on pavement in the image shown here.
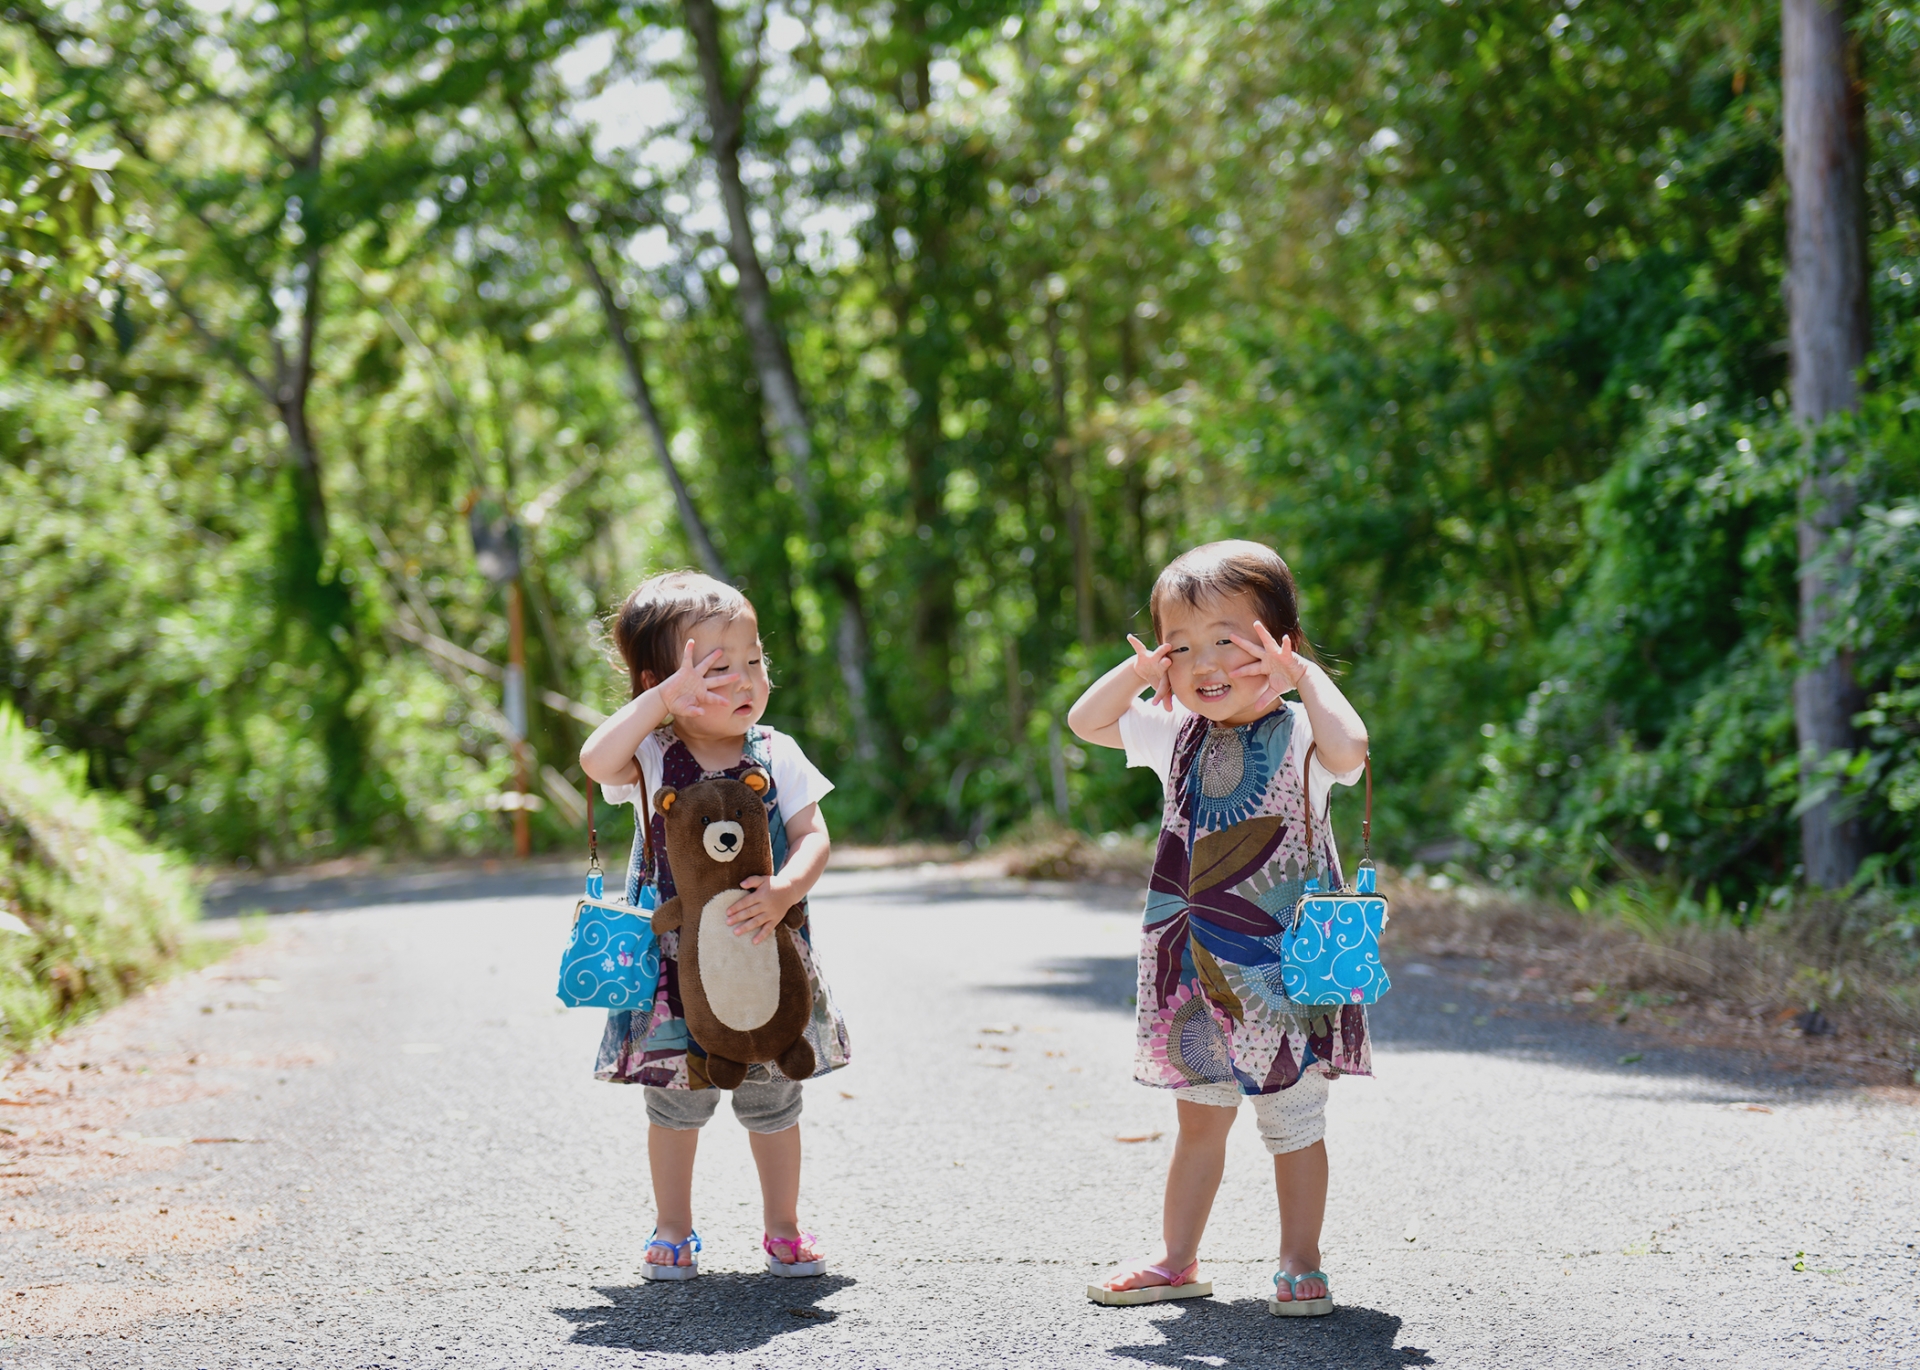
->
[994,953,1854,1096]
[996,954,1141,1013]
[555,1273,855,1355]
[1106,1300,1432,1367]
[202,861,582,917]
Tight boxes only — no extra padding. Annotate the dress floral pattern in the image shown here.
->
[594,726,852,1089]
[1134,704,1370,1093]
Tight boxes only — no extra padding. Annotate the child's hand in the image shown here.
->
[657,639,741,718]
[1126,634,1176,711]
[1228,621,1310,710]
[726,873,795,945]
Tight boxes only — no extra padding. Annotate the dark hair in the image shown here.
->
[1149,539,1322,666]
[609,570,753,699]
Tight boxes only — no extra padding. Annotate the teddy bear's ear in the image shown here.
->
[655,787,678,815]
[739,767,771,795]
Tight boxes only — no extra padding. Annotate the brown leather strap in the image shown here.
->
[1362,751,1372,856]
[636,761,652,876]
[587,778,599,872]
[1301,742,1373,877]
[586,753,653,879]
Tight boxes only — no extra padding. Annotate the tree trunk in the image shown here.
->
[1783,0,1869,888]
[278,390,329,552]
[684,0,816,516]
[1047,299,1095,647]
[681,0,881,758]
[870,2,959,731]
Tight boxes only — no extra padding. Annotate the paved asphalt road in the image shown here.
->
[3,867,1916,1368]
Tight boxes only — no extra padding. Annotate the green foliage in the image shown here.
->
[0,704,198,1048]
[0,59,140,356]
[0,0,1914,911]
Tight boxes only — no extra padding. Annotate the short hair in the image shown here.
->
[609,570,753,698]
[1149,539,1322,666]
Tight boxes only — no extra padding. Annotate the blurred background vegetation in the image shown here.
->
[1,0,1916,930]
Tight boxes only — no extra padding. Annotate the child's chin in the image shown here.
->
[1188,690,1240,718]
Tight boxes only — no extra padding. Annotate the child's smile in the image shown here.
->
[1158,593,1277,726]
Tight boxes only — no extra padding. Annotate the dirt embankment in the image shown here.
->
[970,827,1919,1090]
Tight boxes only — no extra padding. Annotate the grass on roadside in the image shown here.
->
[0,705,206,1051]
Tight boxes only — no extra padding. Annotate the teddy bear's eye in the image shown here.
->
[700,816,710,826]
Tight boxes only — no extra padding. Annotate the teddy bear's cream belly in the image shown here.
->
[696,889,781,1031]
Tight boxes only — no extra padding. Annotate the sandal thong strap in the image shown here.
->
[1273,1269,1331,1295]
[1151,1260,1200,1288]
[1108,1259,1199,1291]
[646,1229,702,1262]
[763,1231,822,1263]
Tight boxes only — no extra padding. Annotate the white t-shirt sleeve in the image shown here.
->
[766,730,834,826]
[1291,702,1365,824]
[1116,697,1191,790]
[599,730,667,810]
[602,729,834,830]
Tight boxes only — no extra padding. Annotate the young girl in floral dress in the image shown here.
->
[580,571,851,1281]
[1068,540,1370,1316]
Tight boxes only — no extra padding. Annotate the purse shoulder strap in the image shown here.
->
[1300,741,1373,876]
[587,778,600,874]
[585,744,655,879]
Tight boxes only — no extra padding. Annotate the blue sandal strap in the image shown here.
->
[646,1229,703,1260]
[1273,1269,1331,1293]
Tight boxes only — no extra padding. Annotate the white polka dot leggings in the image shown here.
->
[1171,1070,1330,1154]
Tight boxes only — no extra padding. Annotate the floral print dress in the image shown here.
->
[1134,703,1371,1094]
[593,725,852,1089]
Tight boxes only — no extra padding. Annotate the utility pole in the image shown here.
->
[1783,0,1870,888]
[469,493,535,859]
[506,580,531,859]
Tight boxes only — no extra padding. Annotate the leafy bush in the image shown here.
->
[0,705,199,1049]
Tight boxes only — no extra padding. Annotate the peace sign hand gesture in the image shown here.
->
[1228,621,1309,712]
[1126,633,1176,712]
[658,639,741,718]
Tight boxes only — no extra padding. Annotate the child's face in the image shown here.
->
[671,610,770,740]
[1157,592,1276,726]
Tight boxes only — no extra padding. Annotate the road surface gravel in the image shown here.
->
[2,867,1915,1367]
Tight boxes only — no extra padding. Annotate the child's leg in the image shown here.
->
[1101,1086,1238,1291]
[644,1086,721,1265]
[747,1125,801,1234]
[1252,1071,1331,1301]
[734,1073,818,1261]
[1163,1097,1240,1266]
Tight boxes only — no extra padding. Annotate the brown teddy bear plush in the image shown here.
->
[649,768,817,1089]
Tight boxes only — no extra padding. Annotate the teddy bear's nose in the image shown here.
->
[718,831,737,849]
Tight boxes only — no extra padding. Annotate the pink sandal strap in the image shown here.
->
[1107,1258,1199,1291]
[763,1231,823,1264]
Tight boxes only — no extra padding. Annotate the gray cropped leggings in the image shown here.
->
[644,1064,804,1134]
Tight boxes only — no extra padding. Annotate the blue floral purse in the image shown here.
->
[556,781,660,1011]
[1281,749,1391,1006]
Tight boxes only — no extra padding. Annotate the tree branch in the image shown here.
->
[504,89,729,581]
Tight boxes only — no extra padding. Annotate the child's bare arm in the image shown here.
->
[579,640,741,786]
[1068,635,1174,749]
[1294,663,1368,775]
[726,802,830,945]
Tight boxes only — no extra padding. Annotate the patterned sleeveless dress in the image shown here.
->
[593,725,852,1089]
[1135,704,1371,1093]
